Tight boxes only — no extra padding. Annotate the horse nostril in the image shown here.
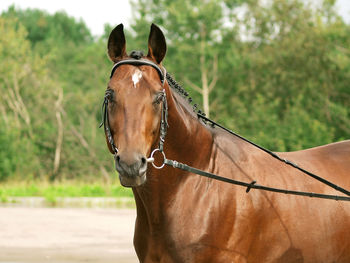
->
[115,153,147,176]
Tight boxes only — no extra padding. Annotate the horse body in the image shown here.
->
[104,24,350,262]
[132,87,350,263]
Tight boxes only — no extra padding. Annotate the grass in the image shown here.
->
[0,180,134,203]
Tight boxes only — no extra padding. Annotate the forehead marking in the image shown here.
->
[132,68,143,88]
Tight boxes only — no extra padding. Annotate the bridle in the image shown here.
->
[100,55,350,201]
[100,54,168,169]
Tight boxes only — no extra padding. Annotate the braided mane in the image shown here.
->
[166,72,212,127]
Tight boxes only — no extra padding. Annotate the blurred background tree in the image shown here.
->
[0,0,349,182]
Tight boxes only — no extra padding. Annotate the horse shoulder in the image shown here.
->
[207,131,295,262]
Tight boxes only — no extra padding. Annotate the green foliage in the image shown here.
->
[220,0,350,150]
[130,0,349,151]
[2,6,92,47]
[0,16,48,179]
[0,126,17,180]
[0,8,112,181]
[0,1,349,183]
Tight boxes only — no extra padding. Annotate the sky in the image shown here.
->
[0,0,350,36]
[0,0,133,36]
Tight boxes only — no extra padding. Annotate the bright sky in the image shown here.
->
[0,0,133,36]
[0,0,349,36]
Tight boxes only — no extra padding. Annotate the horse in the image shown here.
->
[102,23,350,262]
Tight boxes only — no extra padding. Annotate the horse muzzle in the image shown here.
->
[114,153,148,187]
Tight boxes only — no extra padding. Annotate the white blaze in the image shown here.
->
[132,69,143,88]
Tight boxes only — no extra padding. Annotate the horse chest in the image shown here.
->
[136,200,256,262]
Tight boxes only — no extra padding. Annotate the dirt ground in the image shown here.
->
[0,207,138,263]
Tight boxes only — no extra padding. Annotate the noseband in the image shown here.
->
[100,54,168,169]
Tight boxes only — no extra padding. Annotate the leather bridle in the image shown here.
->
[100,55,168,168]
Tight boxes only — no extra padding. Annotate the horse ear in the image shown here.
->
[107,24,127,62]
[147,23,167,64]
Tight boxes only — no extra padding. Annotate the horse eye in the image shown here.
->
[105,89,115,102]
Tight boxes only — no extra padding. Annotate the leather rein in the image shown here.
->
[100,57,350,202]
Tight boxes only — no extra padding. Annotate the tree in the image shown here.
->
[0,0,349,182]
[218,0,350,150]
[2,6,92,47]
[129,0,241,117]
[130,0,350,151]
[0,16,57,179]
[0,10,113,181]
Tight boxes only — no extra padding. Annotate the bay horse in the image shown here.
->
[103,24,350,262]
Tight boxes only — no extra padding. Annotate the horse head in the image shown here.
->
[104,24,167,187]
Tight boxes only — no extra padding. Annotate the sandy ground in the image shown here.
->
[0,207,138,263]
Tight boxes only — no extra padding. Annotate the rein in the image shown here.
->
[163,159,350,201]
[101,56,350,202]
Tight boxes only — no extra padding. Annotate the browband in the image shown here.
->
[110,58,165,84]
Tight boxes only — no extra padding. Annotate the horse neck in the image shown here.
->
[163,85,214,166]
[133,83,214,220]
